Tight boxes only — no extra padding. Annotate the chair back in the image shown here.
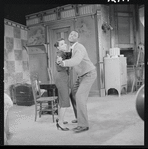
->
[47,67,53,84]
[30,75,41,102]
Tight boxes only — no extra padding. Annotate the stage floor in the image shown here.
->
[7,93,144,146]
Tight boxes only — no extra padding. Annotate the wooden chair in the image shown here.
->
[30,75,58,122]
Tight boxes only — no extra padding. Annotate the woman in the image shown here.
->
[54,38,71,131]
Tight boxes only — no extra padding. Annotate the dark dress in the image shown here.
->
[55,51,70,108]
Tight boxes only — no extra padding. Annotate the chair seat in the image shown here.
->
[37,96,58,102]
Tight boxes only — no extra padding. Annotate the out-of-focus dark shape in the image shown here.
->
[136,84,144,121]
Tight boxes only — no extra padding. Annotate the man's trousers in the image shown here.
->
[70,69,97,127]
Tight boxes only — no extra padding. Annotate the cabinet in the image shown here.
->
[104,56,127,97]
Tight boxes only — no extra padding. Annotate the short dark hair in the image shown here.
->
[54,38,65,48]
[73,30,80,38]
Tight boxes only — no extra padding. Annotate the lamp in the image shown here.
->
[101,21,113,33]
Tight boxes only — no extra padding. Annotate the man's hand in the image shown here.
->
[58,61,64,67]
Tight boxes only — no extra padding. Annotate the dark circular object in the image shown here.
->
[136,84,144,121]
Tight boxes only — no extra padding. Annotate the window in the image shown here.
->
[139,5,144,44]
[114,5,134,49]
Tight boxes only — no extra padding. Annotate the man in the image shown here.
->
[58,31,97,133]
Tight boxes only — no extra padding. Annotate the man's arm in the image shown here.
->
[61,46,85,67]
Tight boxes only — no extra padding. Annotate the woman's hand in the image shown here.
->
[56,56,62,64]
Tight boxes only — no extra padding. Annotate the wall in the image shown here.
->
[109,4,144,92]
[95,5,111,96]
[27,25,49,83]
[4,19,30,96]
[100,5,110,56]
[75,15,99,93]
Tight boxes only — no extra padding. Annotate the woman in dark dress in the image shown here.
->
[54,38,71,131]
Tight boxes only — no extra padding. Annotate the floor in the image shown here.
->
[7,93,144,146]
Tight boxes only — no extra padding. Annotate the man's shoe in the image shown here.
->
[73,127,89,133]
[71,120,77,123]
[72,126,82,131]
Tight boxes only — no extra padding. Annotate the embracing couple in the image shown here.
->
[54,31,97,133]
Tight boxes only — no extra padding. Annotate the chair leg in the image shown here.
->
[54,100,58,115]
[39,103,42,118]
[56,100,59,115]
[35,104,37,121]
[51,101,54,123]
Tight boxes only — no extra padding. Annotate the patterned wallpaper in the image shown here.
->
[4,20,30,95]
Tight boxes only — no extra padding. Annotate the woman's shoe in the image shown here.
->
[56,123,69,131]
[63,121,68,124]
[56,118,59,123]
[56,118,69,131]
[71,119,77,123]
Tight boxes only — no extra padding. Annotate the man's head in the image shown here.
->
[68,31,79,43]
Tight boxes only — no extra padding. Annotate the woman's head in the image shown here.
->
[54,38,67,52]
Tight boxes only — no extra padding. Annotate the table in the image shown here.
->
[40,84,58,115]
[40,84,58,97]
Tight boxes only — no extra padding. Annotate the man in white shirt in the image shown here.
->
[58,31,97,133]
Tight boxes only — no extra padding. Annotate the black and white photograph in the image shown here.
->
[4,3,145,146]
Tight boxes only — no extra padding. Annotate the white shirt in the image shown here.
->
[70,42,78,51]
